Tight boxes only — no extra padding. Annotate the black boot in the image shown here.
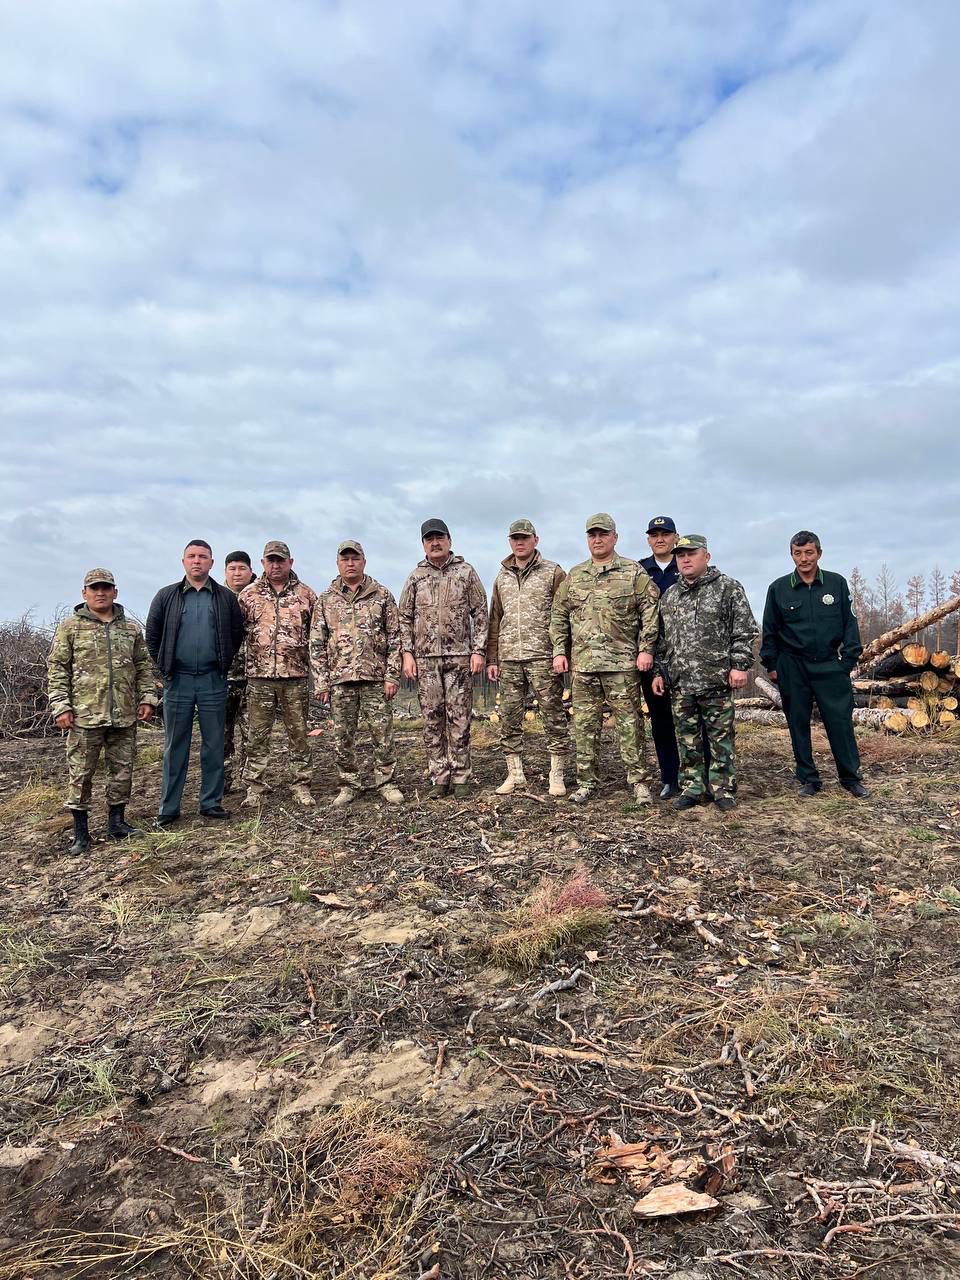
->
[108,803,143,839]
[68,809,92,855]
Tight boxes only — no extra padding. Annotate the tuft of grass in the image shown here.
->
[909,826,942,843]
[480,866,612,970]
[0,771,64,822]
[810,911,877,941]
[101,893,136,932]
[0,931,52,974]
[915,900,949,920]
[136,743,164,767]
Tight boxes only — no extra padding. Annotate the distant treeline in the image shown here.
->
[849,565,960,652]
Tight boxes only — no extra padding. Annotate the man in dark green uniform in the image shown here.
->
[760,531,868,798]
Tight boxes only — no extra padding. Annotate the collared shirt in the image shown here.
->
[640,552,679,595]
[174,578,218,674]
[760,568,862,671]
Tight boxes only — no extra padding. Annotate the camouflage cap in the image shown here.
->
[337,539,364,556]
[585,512,616,533]
[508,518,536,536]
[675,534,708,552]
[646,515,677,534]
[262,540,291,559]
[84,568,116,587]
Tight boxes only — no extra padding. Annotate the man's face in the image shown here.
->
[83,582,118,613]
[587,528,618,562]
[647,530,678,559]
[224,561,254,592]
[262,554,293,585]
[423,533,452,566]
[509,533,538,564]
[183,545,213,582]
[338,551,366,584]
[791,542,822,577]
[676,548,710,581]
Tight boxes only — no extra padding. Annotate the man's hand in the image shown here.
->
[486,664,499,682]
[402,653,417,680]
[318,691,331,704]
[651,675,665,696]
[728,669,749,690]
[767,670,777,682]
[470,653,484,676]
[137,703,154,721]
[384,681,398,700]
[553,656,569,675]
[636,652,653,672]
[55,711,74,730]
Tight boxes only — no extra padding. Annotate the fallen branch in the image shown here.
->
[504,1036,655,1073]
[529,967,591,1006]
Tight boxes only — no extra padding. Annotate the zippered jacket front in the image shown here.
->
[486,552,566,663]
[239,572,318,679]
[310,575,401,692]
[656,567,758,692]
[48,604,159,727]
[398,556,488,658]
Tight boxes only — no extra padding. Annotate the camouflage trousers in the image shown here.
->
[497,659,569,756]
[332,681,396,790]
[571,671,649,788]
[674,687,735,799]
[224,680,248,779]
[417,656,473,786]
[244,677,312,786]
[66,724,137,810]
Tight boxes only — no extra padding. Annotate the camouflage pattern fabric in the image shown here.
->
[497,659,569,756]
[550,555,659,673]
[48,605,158,727]
[331,680,396,790]
[571,671,649,788]
[398,556,488,658]
[310,575,401,693]
[674,689,736,799]
[244,677,312,785]
[224,680,248,778]
[239,574,318,679]
[66,724,137,810]
[416,656,473,785]
[486,553,566,663]
[656,568,758,692]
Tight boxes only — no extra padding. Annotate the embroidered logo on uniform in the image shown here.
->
[822,593,835,605]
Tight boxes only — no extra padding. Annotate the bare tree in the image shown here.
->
[874,565,896,631]
[928,566,947,649]
[0,611,60,739]
[952,569,960,655]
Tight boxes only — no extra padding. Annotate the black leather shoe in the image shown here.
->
[798,782,822,798]
[201,805,231,819]
[155,813,180,827]
[659,784,680,799]
[841,781,870,799]
[672,794,700,811]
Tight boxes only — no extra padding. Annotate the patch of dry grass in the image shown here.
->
[0,770,63,822]
[480,866,612,969]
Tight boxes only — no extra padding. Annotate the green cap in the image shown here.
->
[675,534,708,552]
[84,568,116,587]
[585,512,616,533]
[337,540,364,556]
[508,518,536,536]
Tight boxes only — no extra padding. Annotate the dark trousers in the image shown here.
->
[159,670,228,817]
[639,669,680,788]
[776,652,861,785]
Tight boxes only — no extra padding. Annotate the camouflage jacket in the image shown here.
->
[47,604,158,728]
[550,554,660,673]
[310,575,402,693]
[656,567,758,692]
[239,572,318,679]
[398,555,489,658]
[487,553,566,663]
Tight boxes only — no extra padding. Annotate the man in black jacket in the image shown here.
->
[638,516,682,798]
[146,540,244,823]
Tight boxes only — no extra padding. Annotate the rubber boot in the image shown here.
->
[495,754,525,795]
[108,803,143,839]
[68,809,92,855]
[548,755,566,797]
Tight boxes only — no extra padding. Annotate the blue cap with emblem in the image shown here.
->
[646,516,677,534]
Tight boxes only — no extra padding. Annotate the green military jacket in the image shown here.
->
[47,604,158,728]
[310,575,402,693]
[486,552,566,664]
[550,554,659,674]
[760,568,862,673]
[656,567,758,693]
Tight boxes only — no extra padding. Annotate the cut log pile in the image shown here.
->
[736,594,960,735]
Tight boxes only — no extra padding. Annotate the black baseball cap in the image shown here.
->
[421,518,450,539]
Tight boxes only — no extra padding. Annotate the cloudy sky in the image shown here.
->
[4,0,959,624]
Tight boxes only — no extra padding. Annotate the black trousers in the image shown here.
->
[776,652,861,785]
[638,668,680,788]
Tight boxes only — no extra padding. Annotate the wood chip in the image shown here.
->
[633,1184,719,1217]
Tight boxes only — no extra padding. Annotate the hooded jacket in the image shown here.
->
[48,604,158,728]
[486,552,566,664]
[656,567,758,693]
[239,571,318,679]
[310,575,401,692]
[398,555,488,659]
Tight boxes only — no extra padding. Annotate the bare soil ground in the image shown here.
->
[1,716,959,1279]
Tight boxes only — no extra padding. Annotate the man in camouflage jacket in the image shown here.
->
[47,568,158,853]
[652,535,758,811]
[486,518,569,797]
[311,540,404,807]
[550,514,659,805]
[398,518,488,796]
[223,550,255,790]
[239,540,318,807]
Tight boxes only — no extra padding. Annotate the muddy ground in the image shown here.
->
[1,715,959,1279]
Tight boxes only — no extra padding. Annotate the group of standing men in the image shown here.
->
[46,515,869,852]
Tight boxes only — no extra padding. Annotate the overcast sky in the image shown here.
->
[4,0,958,625]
